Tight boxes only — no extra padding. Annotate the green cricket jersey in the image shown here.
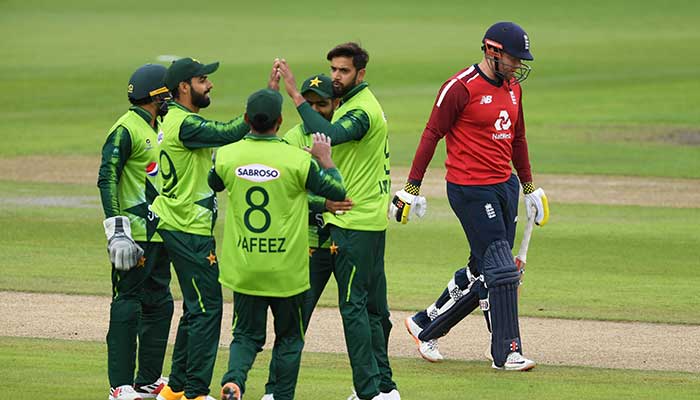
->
[214,134,346,297]
[283,124,331,249]
[150,101,248,236]
[97,106,161,242]
[322,84,391,231]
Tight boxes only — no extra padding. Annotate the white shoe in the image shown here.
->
[261,394,275,400]
[347,390,383,400]
[381,389,401,400]
[492,352,536,371]
[110,385,143,400]
[404,316,443,362]
[136,376,168,398]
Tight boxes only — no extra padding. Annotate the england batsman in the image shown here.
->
[392,22,549,371]
[97,63,173,400]
[211,89,347,400]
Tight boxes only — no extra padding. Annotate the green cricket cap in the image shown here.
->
[246,89,283,127]
[165,57,219,90]
[300,74,334,99]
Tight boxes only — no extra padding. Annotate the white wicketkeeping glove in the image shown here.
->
[388,189,428,224]
[523,188,550,226]
[103,216,144,271]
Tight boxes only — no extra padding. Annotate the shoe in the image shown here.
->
[110,385,143,400]
[155,385,184,400]
[221,382,242,400]
[381,389,401,400]
[137,377,168,398]
[184,396,216,400]
[261,394,274,400]
[404,316,443,362]
[347,390,383,400]
[492,352,536,371]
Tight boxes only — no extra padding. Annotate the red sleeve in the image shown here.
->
[511,97,532,184]
[408,80,469,184]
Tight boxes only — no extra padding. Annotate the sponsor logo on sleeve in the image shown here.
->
[236,164,281,182]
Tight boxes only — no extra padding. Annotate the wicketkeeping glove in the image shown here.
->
[523,187,549,226]
[103,216,144,271]
[389,183,428,224]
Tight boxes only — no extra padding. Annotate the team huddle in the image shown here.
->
[97,21,549,400]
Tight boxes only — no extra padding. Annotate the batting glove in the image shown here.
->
[103,216,144,271]
[523,187,549,226]
[389,186,427,224]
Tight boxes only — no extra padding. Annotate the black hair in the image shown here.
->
[170,78,192,100]
[326,42,369,70]
[249,114,277,133]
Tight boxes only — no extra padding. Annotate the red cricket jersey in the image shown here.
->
[408,64,532,186]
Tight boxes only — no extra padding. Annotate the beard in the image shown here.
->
[191,87,211,109]
[332,72,358,98]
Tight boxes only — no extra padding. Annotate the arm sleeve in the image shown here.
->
[207,166,225,192]
[179,114,249,149]
[305,160,346,201]
[307,193,327,213]
[297,102,370,145]
[97,127,132,218]
[407,80,468,185]
[511,96,533,185]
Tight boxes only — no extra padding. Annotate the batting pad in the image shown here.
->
[419,267,482,341]
[488,283,522,367]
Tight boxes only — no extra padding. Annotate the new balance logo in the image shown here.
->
[509,90,517,105]
[480,95,493,104]
[485,203,496,219]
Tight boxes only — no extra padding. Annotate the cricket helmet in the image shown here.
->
[481,22,533,83]
[482,21,533,61]
[128,64,170,102]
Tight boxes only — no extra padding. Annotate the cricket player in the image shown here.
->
[97,63,173,400]
[392,22,549,371]
[277,43,399,400]
[212,89,347,400]
[151,57,273,400]
[261,73,351,400]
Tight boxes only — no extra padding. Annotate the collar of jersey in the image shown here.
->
[129,106,157,130]
[244,133,283,141]
[474,64,504,88]
[340,81,369,103]
[170,100,196,113]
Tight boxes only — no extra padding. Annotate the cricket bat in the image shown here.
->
[514,206,537,291]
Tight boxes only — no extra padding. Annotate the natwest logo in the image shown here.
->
[236,164,280,182]
[494,110,512,131]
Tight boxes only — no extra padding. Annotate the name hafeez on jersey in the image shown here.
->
[236,236,286,253]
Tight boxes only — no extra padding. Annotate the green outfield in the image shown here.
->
[1,0,699,398]
[2,337,699,400]
[2,180,699,324]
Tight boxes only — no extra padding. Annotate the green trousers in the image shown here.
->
[264,247,334,395]
[223,291,305,400]
[158,230,223,399]
[331,227,396,400]
[107,241,174,388]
